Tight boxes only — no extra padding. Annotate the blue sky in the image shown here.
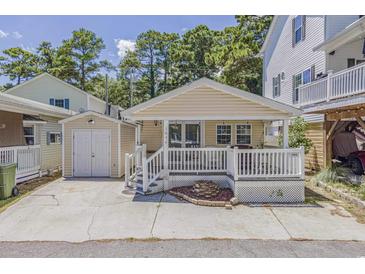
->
[0,15,237,85]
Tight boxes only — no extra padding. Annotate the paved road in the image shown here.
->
[1,239,365,257]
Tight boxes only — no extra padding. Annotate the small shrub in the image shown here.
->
[313,165,350,184]
[279,117,313,154]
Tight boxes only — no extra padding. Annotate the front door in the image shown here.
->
[73,129,110,177]
[169,122,201,148]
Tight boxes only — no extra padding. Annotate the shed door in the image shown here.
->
[73,129,110,177]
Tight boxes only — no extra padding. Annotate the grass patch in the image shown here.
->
[0,172,61,212]
[311,165,365,202]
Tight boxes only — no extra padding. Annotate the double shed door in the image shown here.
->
[73,129,110,177]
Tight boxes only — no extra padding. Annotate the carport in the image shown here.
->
[304,94,365,171]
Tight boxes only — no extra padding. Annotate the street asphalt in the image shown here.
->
[1,239,365,257]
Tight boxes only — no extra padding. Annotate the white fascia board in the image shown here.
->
[314,17,365,52]
[126,115,293,121]
[123,77,302,117]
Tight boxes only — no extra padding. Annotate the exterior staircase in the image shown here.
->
[135,166,164,195]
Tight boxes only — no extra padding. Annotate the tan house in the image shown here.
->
[119,78,304,203]
[0,93,75,182]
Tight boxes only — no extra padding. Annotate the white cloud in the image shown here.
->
[181,27,188,33]
[20,44,36,53]
[12,31,23,39]
[0,30,9,38]
[114,39,135,58]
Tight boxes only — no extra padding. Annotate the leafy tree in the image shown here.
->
[63,28,106,90]
[0,47,39,84]
[36,41,76,81]
[211,15,272,94]
[279,117,313,154]
[119,50,142,107]
[170,25,219,86]
[135,30,163,98]
[157,32,179,93]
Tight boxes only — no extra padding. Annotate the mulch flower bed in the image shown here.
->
[168,181,236,208]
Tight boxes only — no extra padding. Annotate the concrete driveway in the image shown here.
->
[1,178,365,242]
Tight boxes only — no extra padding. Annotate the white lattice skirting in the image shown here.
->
[235,179,305,203]
[165,174,304,203]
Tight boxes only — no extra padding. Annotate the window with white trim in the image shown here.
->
[216,125,231,145]
[48,132,61,145]
[236,124,251,145]
[55,99,64,108]
[49,98,70,109]
[24,126,35,145]
[293,67,311,103]
[294,15,303,44]
[272,74,281,97]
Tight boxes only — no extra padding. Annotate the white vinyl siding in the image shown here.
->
[263,16,326,107]
[39,116,63,171]
[326,38,365,73]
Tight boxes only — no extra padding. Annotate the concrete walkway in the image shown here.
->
[1,178,365,242]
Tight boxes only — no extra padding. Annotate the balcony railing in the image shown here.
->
[298,62,365,106]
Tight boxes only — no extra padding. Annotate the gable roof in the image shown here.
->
[0,93,76,118]
[4,72,106,105]
[259,16,278,55]
[59,110,137,127]
[123,77,301,119]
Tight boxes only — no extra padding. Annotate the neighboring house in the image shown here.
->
[1,73,126,183]
[4,73,115,115]
[260,15,365,170]
[0,93,75,182]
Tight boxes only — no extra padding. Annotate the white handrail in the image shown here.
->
[124,145,143,188]
[299,62,365,106]
[146,146,164,186]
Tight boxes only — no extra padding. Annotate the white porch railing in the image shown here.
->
[298,62,365,106]
[124,145,143,187]
[145,147,164,190]
[0,145,41,182]
[168,147,227,173]
[125,146,305,193]
[235,148,304,179]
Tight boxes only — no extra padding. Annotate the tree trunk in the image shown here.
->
[150,53,155,98]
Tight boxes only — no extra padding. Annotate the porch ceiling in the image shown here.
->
[124,78,301,121]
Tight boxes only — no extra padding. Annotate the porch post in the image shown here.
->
[136,124,141,146]
[283,119,289,149]
[163,120,169,180]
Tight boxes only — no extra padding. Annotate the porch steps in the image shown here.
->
[135,177,164,195]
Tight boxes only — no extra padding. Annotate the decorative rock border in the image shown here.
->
[317,181,365,209]
[168,190,239,209]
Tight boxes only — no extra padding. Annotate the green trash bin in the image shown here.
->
[0,163,17,200]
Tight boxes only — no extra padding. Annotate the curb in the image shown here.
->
[317,181,365,209]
